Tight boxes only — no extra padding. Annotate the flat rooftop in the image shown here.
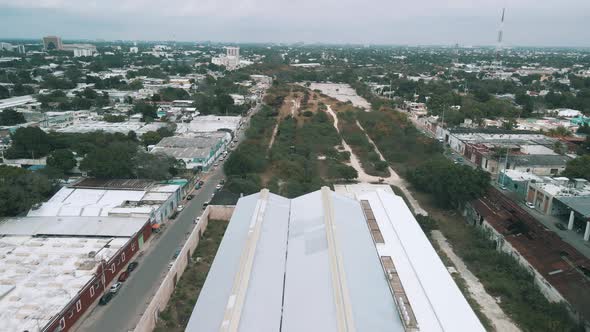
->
[56,121,166,135]
[175,115,242,134]
[27,182,180,218]
[186,187,484,332]
[0,216,148,238]
[151,134,229,159]
[0,236,128,332]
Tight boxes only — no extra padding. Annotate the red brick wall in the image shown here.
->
[43,220,152,332]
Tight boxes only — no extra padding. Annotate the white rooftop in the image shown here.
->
[186,187,484,332]
[27,184,179,218]
[355,189,485,332]
[502,169,544,182]
[0,216,148,237]
[0,236,128,332]
[56,121,166,135]
[176,115,242,135]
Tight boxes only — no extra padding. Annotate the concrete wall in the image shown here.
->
[464,203,567,304]
[133,205,234,332]
[481,221,566,303]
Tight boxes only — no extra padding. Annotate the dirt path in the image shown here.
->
[354,120,426,215]
[290,99,299,117]
[267,123,279,151]
[325,105,427,215]
[432,231,521,332]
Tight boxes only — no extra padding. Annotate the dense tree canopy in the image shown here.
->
[132,101,158,120]
[562,155,590,181]
[407,158,491,208]
[0,165,53,217]
[0,109,26,126]
[4,127,51,159]
[46,149,76,172]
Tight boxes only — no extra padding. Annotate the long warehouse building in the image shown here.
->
[186,186,485,332]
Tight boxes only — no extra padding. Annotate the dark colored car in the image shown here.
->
[173,248,181,259]
[187,194,194,200]
[99,292,114,305]
[556,223,567,231]
[118,271,128,282]
[127,262,139,273]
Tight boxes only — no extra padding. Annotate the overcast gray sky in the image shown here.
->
[0,0,588,46]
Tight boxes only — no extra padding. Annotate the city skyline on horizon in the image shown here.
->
[0,0,589,47]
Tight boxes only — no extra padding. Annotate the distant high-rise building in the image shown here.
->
[211,46,241,70]
[129,46,139,54]
[43,36,63,50]
[226,46,239,58]
[15,45,25,54]
[0,42,12,51]
[0,43,25,54]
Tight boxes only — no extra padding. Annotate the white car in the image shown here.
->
[176,205,184,212]
[194,217,201,224]
[525,202,535,209]
[215,184,222,190]
[109,282,122,294]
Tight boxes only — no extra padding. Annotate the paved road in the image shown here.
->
[78,167,225,332]
[77,104,258,332]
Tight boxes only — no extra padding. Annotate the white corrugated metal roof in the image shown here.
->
[186,188,404,332]
[0,216,148,237]
[356,189,485,332]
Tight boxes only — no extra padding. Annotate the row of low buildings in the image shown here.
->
[0,178,188,332]
[500,169,590,240]
[186,184,486,332]
[465,187,590,326]
[1,113,243,172]
[438,128,573,177]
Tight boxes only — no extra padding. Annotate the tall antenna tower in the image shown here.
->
[494,8,506,72]
[451,43,459,75]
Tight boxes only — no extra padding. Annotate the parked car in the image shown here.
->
[220,179,225,185]
[127,262,138,273]
[173,248,181,259]
[187,194,194,200]
[525,201,535,209]
[214,162,219,167]
[198,180,204,186]
[202,201,210,210]
[499,185,507,190]
[109,282,122,294]
[556,223,567,231]
[99,292,114,305]
[176,205,184,212]
[215,184,222,190]
[194,217,201,224]
[118,271,128,282]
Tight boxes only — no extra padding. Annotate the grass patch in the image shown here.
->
[154,220,229,332]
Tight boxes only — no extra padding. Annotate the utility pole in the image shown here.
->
[500,147,509,186]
